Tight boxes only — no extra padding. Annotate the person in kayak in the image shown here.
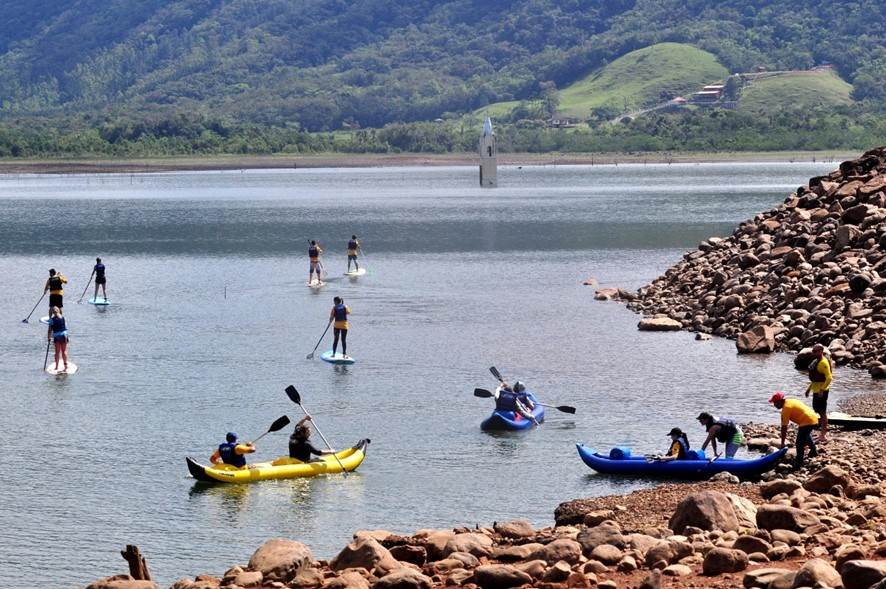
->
[495,381,539,425]
[805,344,832,442]
[308,240,324,285]
[44,268,67,311]
[289,415,334,462]
[347,235,361,273]
[210,432,256,468]
[770,391,819,469]
[93,257,108,301]
[46,306,70,372]
[656,427,690,462]
[330,296,351,358]
[697,412,745,458]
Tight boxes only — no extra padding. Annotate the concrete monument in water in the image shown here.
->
[479,116,497,187]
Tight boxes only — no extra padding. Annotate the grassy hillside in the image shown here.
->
[738,69,854,114]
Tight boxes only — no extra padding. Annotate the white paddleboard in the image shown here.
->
[39,316,50,325]
[46,361,78,375]
[307,281,326,289]
[320,351,356,365]
[88,297,110,306]
[344,268,367,277]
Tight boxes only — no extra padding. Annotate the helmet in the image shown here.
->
[226,432,238,443]
[513,381,525,393]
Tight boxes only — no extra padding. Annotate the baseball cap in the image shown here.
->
[768,391,785,404]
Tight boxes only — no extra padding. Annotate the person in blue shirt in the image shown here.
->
[46,306,70,372]
[210,432,255,468]
[93,257,108,301]
[494,381,539,425]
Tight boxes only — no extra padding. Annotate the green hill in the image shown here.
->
[738,69,854,114]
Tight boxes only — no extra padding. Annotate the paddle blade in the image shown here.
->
[268,415,291,433]
[489,366,503,382]
[556,405,577,414]
[473,388,494,398]
[284,385,301,405]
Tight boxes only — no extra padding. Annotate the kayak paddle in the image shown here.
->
[489,366,505,383]
[77,270,95,303]
[284,385,349,476]
[306,319,332,359]
[250,415,291,445]
[474,388,576,414]
[23,292,46,323]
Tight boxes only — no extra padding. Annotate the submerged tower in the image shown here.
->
[479,117,497,187]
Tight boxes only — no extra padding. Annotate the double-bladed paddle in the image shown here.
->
[250,415,291,445]
[473,388,576,414]
[284,385,349,476]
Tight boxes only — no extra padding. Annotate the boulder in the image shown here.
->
[493,520,535,539]
[371,569,432,589]
[733,535,772,555]
[770,529,801,546]
[842,204,874,225]
[742,568,794,589]
[577,521,625,555]
[643,540,693,568]
[669,491,739,534]
[804,465,852,493]
[736,325,776,354]
[84,577,160,589]
[663,564,692,577]
[703,547,748,575]
[530,539,583,564]
[761,479,802,500]
[835,545,867,573]
[793,558,843,588]
[590,544,623,565]
[727,493,758,529]
[388,545,426,567]
[330,536,402,576]
[841,560,886,589]
[415,530,454,561]
[850,272,874,294]
[541,561,573,582]
[756,505,821,532]
[492,543,544,562]
[836,225,863,248]
[248,538,314,583]
[473,564,534,589]
[582,510,615,527]
[638,317,682,331]
[442,533,493,558]
[324,571,371,589]
[231,571,263,588]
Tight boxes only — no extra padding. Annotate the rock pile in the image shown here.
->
[615,147,886,378]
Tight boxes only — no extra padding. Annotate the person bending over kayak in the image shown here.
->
[330,296,351,358]
[289,415,334,462]
[210,432,255,468]
[347,235,361,272]
[93,257,108,300]
[308,240,324,285]
[46,306,70,372]
[495,381,539,425]
[697,412,745,458]
[656,427,690,462]
[44,268,67,311]
[770,391,818,469]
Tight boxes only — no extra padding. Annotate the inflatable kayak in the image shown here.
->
[577,444,787,480]
[828,412,886,430]
[481,392,544,431]
[187,439,369,483]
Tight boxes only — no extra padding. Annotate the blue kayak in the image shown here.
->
[481,392,545,431]
[577,444,787,479]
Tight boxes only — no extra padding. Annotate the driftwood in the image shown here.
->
[121,544,151,581]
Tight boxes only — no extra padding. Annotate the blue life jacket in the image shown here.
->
[309,246,319,258]
[218,442,246,467]
[673,437,689,459]
[49,316,67,335]
[496,390,519,411]
[94,263,105,278]
[334,303,348,322]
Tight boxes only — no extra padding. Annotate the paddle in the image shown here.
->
[43,337,51,371]
[22,292,46,323]
[306,319,332,359]
[284,385,349,476]
[249,415,291,445]
[77,270,95,303]
[473,388,576,414]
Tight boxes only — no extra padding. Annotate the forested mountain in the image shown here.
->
[1,0,884,132]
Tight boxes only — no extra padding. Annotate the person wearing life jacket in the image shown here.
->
[93,257,108,301]
[494,381,539,425]
[804,344,832,442]
[288,415,334,462]
[347,235,361,273]
[329,296,351,358]
[210,432,255,468]
[308,240,324,285]
[43,268,68,311]
[46,306,70,372]
[697,412,745,458]
[770,391,818,469]
[657,427,690,462]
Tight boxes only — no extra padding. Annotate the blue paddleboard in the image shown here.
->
[88,297,110,306]
[320,351,356,365]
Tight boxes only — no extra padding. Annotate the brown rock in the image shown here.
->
[542,561,573,583]
[638,317,682,331]
[841,560,886,589]
[531,539,583,565]
[644,540,693,568]
[324,571,371,589]
[442,533,493,558]
[737,325,776,354]
[248,538,314,583]
[576,521,625,555]
[669,491,740,534]
[330,536,402,576]
[761,479,803,500]
[770,529,802,546]
[793,558,843,588]
[594,287,619,300]
[473,564,533,589]
[804,465,852,493]
[733,535,772,555]
[388,545,426,567]
[836,545,867,573]
[493,520,535,539]
[663,564,692,577]
[371,568,432,589]
[84,577,160,589]
[491,543,543,562]
[756,505,821,532]
[742,568,794,588]
[582,510,615,527]
[702,547,748,575]
[231,571,262,588]
[590,544,623,565]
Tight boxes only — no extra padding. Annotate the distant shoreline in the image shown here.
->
[0,150,857,175]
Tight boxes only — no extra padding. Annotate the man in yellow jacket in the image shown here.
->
[804,344,832,441]
[770,391,818,469]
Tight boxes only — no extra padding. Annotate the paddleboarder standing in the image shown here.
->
[347,235,361,273]
[44,269,67,311]
[330,296,351,358]
[46,306,70,372]
[93,257,108,301]
[308,240,323,285]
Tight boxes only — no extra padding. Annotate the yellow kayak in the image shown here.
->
[186,439,369,483]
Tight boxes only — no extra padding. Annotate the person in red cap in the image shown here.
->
[769,391,819,469]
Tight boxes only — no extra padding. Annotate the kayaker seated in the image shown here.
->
[656,427,691,462]
[210,432,255,469]
[495,381,539,425]
[289,415,334,462]
[697,412,745,458]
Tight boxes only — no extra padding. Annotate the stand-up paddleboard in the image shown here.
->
[344,268,367,277]
[320,351,356,365]
[39,316,50,325]
[307,281,326,289]
[46,362,78,375]
[88,297,110,306]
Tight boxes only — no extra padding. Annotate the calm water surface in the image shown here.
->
[1,163,881,588]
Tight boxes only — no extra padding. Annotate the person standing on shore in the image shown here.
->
[308,240,324,285]
[769,391,819,469]
[805,344,832,442]
[93,257,108,301]
[696,412,744,458]
[330,296,351,358]
[44,269,67,311]
[347,235,361,273]
[46,306,70,372]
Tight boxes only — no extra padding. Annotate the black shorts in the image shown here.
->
[95,276,106,285]
[812,390,829,415]
[49,294,63,308]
